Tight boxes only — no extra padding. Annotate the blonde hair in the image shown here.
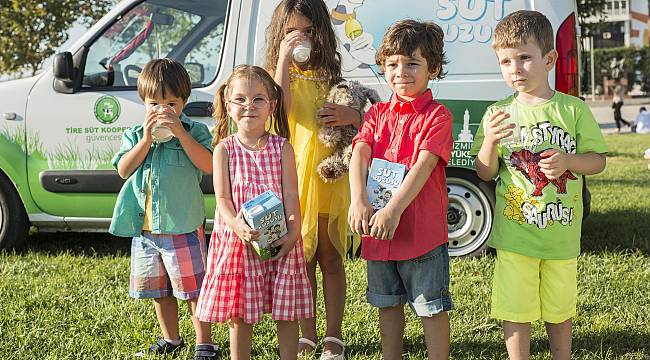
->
[264,0,342,86]
[492,10,554,55]
[212,65,289,146]
[137,58,191,101]
[376,19,448,79]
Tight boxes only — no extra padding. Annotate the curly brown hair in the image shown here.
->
[264,0,342,86]
[212,65,289,146]
[376,19,448,80]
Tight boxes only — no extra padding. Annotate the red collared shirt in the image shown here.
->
[352,89,453,261]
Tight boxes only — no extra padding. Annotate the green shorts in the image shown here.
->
[491,249,577,324]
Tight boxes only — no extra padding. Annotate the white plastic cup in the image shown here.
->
[151,104,174,143]
[151,124,173,143]
[500,103,521,147]
[292,40,311,63]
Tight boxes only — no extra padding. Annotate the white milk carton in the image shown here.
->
[241,190,287,260]
[366,158,407,211]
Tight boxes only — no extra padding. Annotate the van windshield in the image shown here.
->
[82,0,229,88]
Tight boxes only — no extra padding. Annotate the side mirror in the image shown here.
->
[53,52,74,82]
[186,62,205,85]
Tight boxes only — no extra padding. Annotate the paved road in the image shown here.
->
[587,97,650,135]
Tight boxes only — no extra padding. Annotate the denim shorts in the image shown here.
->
[366,244,453,317]
[130,229,207,300]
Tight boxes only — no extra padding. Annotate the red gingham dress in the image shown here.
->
[196,134,314,324]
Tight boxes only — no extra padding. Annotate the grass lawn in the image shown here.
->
[1,134,649,359]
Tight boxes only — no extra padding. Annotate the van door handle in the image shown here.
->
[183,101,213,117]
[55,177,78,185]
[2,112,18,121]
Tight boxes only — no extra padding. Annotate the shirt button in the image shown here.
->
[138,213,144,217]
[400,119,405,124]
[391,149,397,154]
[144,164,150,168]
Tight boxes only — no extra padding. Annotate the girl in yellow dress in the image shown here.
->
[265,1,362,359]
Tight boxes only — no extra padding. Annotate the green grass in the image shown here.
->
[49,142,115,169]
[1,134,649,359]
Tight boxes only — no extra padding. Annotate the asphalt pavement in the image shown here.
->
[586,96,650,135]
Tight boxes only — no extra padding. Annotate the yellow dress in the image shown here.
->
[288,67,352,262]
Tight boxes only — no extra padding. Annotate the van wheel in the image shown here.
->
[0,173,29,249]
[445,168,495,258]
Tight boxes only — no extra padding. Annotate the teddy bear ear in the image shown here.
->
[365,88,381,104]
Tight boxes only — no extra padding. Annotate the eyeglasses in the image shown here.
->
[227,96,271,108]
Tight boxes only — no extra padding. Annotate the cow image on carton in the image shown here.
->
[241,190,287,260]
[366,159,407,211]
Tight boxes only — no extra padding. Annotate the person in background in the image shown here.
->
[632,106,650,134]
[612,83,631,133]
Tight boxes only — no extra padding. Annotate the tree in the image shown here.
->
[0,0,114,76]
[576,0,609,38]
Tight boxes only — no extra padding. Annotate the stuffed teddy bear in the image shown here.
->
[317,80,381,182]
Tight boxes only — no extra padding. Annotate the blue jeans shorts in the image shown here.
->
[366,244,453,317]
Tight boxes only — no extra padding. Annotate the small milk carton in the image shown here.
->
[367,158,407,211]
[241,190,287,260]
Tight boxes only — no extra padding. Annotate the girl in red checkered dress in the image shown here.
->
[196,65,314,360]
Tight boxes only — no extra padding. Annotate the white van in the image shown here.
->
[0,0,579,256]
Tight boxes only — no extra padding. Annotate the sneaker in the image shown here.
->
[194,344,220,359]
[136,338,185,356]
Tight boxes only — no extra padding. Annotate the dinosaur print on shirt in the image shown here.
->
[508,149,578,197]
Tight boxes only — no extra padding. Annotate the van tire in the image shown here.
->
[445,168,495,258]
[0,173,29,250]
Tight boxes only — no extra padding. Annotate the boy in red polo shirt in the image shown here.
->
[348,19,454,360]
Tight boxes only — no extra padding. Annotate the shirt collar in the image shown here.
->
[389,89,433,114]
[179,112,193,125]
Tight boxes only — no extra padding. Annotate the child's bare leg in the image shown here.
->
[379,305,405,360]
[545,319,572,360]
[229,318,253,360]
[154,296,180,341]
[277,320,299,360]
[298,259,318,353]
[503,321,531,360]
[187,299,213,344]
[317,216,346,354]
[421,312,450,360]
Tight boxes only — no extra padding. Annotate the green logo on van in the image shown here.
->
[94,95,121,124]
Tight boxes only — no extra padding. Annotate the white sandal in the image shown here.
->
[298,337,317,357]
[319,336,345,360]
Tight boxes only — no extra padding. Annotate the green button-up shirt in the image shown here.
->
[109,114,213,237]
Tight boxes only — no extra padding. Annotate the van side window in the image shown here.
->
[82,1,228,89]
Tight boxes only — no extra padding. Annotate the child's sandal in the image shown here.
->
[298,337,317,356]
[320,336,345,360]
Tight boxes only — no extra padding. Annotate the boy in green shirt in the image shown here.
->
[470,11,608,360]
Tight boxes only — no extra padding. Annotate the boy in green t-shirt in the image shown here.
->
[470,10,608,360]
